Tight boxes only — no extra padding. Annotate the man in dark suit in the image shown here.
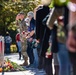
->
[36,5,53,75]
[36,5,50,56]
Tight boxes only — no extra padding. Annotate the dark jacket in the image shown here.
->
[36,6,50,41]
[64,6,69,33]
[36,6,51,57]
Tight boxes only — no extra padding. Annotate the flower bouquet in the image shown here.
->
[45,46,52,58]
[0,58,25,72]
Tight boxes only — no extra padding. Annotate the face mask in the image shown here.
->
[26,23,30,26]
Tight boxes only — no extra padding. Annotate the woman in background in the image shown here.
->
[5,32,12,54]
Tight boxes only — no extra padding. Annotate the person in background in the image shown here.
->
[26,11,35,67]
[56,16,70,75]
[16,11,28,66]
[66,24,76,75]
[36,0,52,74]
[63,0,76,75]
[27,9,39,68]
[5,32,12,54]
[16,32,22,60]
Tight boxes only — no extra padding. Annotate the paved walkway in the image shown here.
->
[0,53,46,75]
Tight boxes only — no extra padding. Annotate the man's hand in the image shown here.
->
[26,35,30,39]
[36,39,40,43]
[26,31,35,39]
[30,31,35,36]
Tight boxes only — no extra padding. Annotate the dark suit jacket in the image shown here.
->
[36,6,51,57]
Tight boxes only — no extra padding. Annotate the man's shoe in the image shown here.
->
[20,61,28,66]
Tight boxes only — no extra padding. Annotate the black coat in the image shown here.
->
[36,6,51,57]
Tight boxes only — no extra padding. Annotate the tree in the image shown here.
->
[0,0,40,42]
